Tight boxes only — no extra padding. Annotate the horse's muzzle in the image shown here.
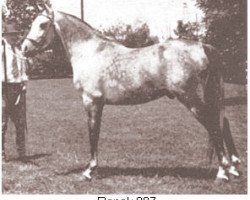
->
[21,41,37,57]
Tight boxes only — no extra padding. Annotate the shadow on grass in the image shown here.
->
[224,96,247,106]
[56,166,217,180]
[6,153,52,166]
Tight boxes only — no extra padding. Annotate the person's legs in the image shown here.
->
[2,85,9,161]
[10,84,27,160]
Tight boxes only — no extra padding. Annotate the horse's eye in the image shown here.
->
[40,23,47,29]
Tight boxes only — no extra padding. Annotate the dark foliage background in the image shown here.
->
[174,20,203,41]
[196,0,247,83]
[103,22,159,48]
[6,0,50,32]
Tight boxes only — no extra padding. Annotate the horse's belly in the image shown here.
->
[104,83,167,105]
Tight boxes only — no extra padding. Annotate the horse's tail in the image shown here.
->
[202,43,225,165]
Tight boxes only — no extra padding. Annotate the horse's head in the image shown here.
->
[21,4,55,57]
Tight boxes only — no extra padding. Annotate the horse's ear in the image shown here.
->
[36,3,43,12]
[44,3,54,19]
[44,3,53,15]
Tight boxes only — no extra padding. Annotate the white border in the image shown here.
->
[1,0,249,199]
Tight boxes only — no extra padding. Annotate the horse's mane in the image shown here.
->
[52,11,121,66]
[57,11,120,44]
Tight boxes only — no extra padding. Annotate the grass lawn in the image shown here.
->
[2,78,247,194]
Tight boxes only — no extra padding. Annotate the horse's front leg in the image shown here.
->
[82,93,104,180]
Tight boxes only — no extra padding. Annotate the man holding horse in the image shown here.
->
[2,4,29,161]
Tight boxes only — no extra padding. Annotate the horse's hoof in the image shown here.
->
[216,166,229,183]
[80,173,92,181]
[82,169,92,181]
[80,175,92,182]
[215,168,229,184]
[228,166,240,177]
[231,155,241,165]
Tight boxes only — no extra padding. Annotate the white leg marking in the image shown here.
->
[83,168,92,180]
[228,165,240,177]
[222,156,229,166]
[216,166,229,180]
[231,155,241,164]
[82,160,97,180]
[90,160,97,168]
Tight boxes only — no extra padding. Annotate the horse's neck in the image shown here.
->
[54,12,120,66]
[55,13,90,55]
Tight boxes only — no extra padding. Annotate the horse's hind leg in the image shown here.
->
[222,117,241,177]
[177,94,230,181]
[82,93,104,180]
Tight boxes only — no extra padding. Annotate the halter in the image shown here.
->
[25,14,55,48]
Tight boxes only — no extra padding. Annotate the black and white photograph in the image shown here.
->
[1,0,247,196]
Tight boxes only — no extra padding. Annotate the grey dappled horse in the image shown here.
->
[21,5,241,182]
